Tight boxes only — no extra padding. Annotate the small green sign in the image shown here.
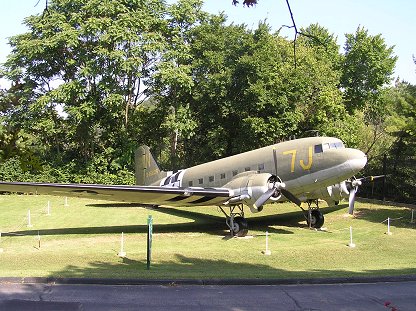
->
[147,215,153,270]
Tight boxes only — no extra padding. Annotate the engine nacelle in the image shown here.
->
[309,181,349,206]
[224,172,282,213]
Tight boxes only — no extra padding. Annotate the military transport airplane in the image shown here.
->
[0,136,367,236]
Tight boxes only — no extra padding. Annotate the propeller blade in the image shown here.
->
[348,187,357,214]
[281,188,302,207]
[345,175,385,215]
[345,179,354,192]
[254,188,276,210]
[273,147,278,176]
[264,149,301,208]
[340,181,349,195]
[358,175,385,183]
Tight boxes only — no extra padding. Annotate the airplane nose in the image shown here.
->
[348,149,367,174]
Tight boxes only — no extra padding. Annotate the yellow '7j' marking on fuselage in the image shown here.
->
[282,146,313,172]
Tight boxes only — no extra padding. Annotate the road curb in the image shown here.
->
[1,275,416,286]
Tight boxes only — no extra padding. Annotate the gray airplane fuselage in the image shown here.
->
[156,136,367,201]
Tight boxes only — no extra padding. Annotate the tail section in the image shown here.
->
[135,146,166,185]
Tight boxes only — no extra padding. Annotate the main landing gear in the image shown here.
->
[219,200,325,236]
[219,204,248,237]
[300,199,325,229]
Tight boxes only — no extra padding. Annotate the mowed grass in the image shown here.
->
[0,194,415,279]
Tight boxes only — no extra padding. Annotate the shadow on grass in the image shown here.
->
[248,204,348,230]
[47,253,416,280]
[354,205,415,229]
[4,204,301,237]
[3,203,350,238]
[88,201,348,231]
[3,222,226,237]
[86,203,159,208]
[3,220,293,238]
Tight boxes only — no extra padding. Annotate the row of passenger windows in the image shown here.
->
[187,163,266,187]
[185,143,345,186]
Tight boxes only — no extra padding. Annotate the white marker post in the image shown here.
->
[64,197,69,207]
[262,231,272,255]
[118,232,126,257]
[27,210,33,228]
[47,201,51,216]
[386,217,392,235]
[348,226,356,248]
[411,209,415,224]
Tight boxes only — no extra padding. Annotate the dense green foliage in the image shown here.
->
[0,0,414,201]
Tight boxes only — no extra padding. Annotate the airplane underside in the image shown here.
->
[218,200,325,237]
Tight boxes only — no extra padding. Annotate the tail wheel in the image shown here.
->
[232,216,248,237]
[307,210,325,228]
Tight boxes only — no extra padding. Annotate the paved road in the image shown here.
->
[0,281,415,310]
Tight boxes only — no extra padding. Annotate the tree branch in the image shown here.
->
[284,0,299,68]
[238,0,327,69]
[35,0,49,17]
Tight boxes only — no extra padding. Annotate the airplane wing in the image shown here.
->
[0,181,232,207]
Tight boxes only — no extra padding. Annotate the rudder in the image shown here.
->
[135,146,166,185]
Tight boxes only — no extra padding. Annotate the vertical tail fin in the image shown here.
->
[135,145,166,186]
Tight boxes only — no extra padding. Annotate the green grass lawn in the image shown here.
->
[0,194,415,279]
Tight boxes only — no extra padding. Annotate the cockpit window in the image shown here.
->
[330,141,345,149]
[171,172,180,183]
[163,176,172,185]
[314,144,323,153]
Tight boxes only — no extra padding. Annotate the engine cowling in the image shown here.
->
[223,172,283,213]
[309,181,349,206]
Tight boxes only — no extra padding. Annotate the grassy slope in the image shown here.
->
[0,194,415,279]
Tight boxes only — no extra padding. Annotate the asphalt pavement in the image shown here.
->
[1,278,415,310]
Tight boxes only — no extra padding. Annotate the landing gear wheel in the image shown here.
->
[219,205,249,237]
[231,216,248,237]
[307,210,325,228]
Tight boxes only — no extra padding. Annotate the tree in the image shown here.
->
[341,27,397,113]
[150,0,206,169]
[298,23,341,68]
[388,81,416,154]
[388,81,416,201]
[177,14,254,163]
[166,19,349,165]
[1,0,208,177]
